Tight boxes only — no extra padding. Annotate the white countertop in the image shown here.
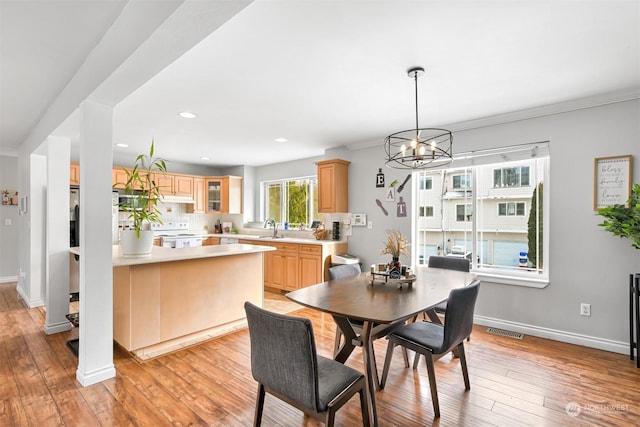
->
[201,233,346,246]
[71,244,275,267]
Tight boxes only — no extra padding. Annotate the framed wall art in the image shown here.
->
[594,154,632,210]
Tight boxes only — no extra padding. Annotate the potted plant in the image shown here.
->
[117,140,167,257]
[597,183,640,249]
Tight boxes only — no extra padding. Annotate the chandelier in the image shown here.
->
[384,67,453,169]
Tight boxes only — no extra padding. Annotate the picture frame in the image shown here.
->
[594,154,633,210]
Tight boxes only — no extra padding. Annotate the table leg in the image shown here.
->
[332,315,357,363]
[361,320,379,427]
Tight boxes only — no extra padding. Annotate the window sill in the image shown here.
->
[473,269,549,288]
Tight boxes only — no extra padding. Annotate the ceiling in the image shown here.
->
[2,1,639,168]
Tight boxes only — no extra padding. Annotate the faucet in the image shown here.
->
[264,218,278,238]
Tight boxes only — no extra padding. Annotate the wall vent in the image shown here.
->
[486,327,524,339]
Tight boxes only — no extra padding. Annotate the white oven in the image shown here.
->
[151,222,204,248]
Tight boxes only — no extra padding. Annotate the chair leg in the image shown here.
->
[424,352,440,418]
[359,387,371,427]
[380,340,395,389]
[458,343,470,390]
[413,351,421,369]
[254,383,266,427]
[326,408,336,427]
[401,347,410,368]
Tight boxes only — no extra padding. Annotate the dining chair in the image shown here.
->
[379,280,480,418]
[427,255,470,316]
[328,264,363,355]
[244,301,370,427]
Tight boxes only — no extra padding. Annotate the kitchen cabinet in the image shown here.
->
[202,237,220,246]
[112,168,139,190]
[152,173,194,197]
[187,177,206,213]
[70,162,80,186]
[205,176,242,214]
[270,243,299,291]
[316,159,350,213]
[299,244,323,287]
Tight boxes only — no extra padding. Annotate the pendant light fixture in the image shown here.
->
[384,67,453,169]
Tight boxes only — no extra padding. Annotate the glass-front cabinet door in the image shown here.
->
[207,178,222,212]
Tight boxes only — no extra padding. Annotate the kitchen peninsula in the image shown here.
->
[72,243,274,359]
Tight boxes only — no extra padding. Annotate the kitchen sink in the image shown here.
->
[259,235,285,239]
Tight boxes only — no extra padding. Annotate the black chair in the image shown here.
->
[244,302,370,427]
[328,264,363,355]
[427,256,470,315]
[380,280,480,418]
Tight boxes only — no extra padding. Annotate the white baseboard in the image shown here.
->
[76,365,116,387]
[474,315,629,355]
[15,284,45,308]
[0,276,17,283]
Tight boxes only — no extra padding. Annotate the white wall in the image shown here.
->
[0,155,19,281]
[250,99,640,353]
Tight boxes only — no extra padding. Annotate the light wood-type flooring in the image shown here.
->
[1,281,639,426]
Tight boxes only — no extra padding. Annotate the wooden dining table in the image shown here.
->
[285,266,477,427]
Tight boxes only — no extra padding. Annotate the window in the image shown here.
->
[498,202,526,216]
[420,176,432,190]
[264,177,318,227]
[419,205,434,217]
[493,166,530,188]
[414,143,549,287]
[456,204,472,221]
[452,174,471,189]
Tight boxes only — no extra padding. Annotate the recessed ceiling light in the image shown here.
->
[179,111,197,119]
[115,143,128,148]
[275,137,288,143]
[200,157,210,161]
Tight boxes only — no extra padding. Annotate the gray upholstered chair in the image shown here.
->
[380,280,480,418]
[244,302,370,427]
[427,255,471,315]
[328,264,363,355]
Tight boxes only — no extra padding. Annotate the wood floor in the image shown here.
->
[2,282,640,426]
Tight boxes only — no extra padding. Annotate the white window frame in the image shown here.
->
[411,142,550,288]
[497,202,526,216]
[261,175,318,226]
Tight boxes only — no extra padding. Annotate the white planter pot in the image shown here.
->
[120,229,154,258]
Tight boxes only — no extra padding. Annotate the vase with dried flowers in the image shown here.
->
[380,230,409,270]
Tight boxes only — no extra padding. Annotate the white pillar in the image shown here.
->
[76,99,116,386]
[44,136,73,334]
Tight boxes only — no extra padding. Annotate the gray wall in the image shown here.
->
[249,99,640,352]
[0,155,20,281]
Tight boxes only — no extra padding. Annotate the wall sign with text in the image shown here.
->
[594,154,632,210]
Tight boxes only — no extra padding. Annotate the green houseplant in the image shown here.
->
[117,140,167,257]
[597,183,640,249]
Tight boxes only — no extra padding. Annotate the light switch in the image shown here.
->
[367,221,373,229]
[4,218,11,226]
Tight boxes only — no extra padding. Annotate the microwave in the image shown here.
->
[118,194,147,211]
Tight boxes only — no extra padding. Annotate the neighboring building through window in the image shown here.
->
[420,176,432,190]
[414,143,549,285]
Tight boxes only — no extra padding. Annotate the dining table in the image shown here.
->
[285,266,477,427]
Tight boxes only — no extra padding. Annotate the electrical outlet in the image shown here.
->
[580,303,591,317]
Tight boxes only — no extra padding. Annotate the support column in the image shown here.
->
[76,99,116,386]
[44,136,73,334]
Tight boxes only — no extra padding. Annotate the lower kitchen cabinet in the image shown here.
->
[202,237,220,246]
[239,239,347,291]
[299,244,322,287]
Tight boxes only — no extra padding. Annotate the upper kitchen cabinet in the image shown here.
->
[152,173,194,197]
[70,162,80,186]
[316,159,350,213]
[187,177,206,214]
[205,176,242,214]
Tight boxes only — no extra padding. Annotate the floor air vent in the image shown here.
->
[486,327,524,339]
